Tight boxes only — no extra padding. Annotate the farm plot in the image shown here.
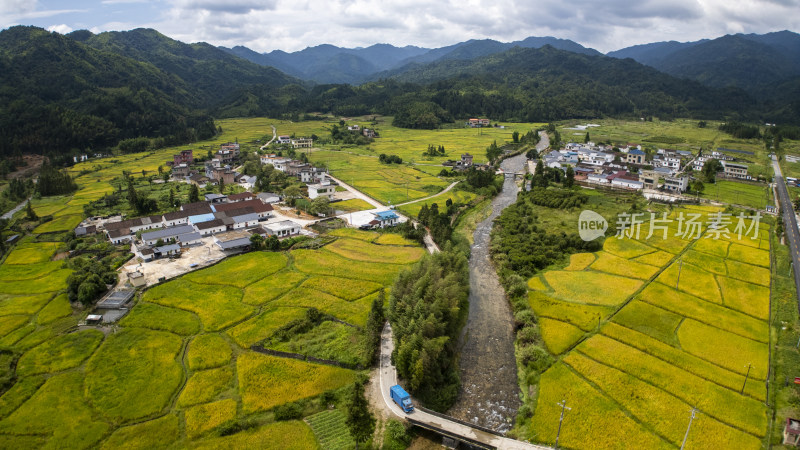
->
[187,333,232,370]
[305,409,355,450]
[528,206,773,447]
[309,150,448,205]
[237,352,354,413]
[85,328,183,421]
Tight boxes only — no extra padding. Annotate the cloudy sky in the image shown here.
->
[1,0,798,53]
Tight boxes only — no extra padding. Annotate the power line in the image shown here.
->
[554,399,571,449]
[741,363,752,394]
[680,407,699,450]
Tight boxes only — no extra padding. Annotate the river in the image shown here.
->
[448,134,549,433]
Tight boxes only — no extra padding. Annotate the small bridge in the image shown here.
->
[377,323,549,450]
[502,172,526,180]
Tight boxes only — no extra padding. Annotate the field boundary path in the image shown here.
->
[771,155,800,311]
[394,181,460,207]
[374,322,549,450]
[259,125,277,150]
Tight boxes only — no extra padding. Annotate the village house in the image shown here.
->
[784,418,800,446]
[141,224,195,246]
[362,128,376,138]
[152,243,181,259]
[467,118,491,127]
[127,271,146,288]
[195,219,226,236]
[663,175,690,192]
[721,161,749,179]
[171,163,191,179]
[214,230,253,251]
[264,220,302,237]
[227,192,255,203]
[172,149,193,166]
[257,192,281,204]
[347,124,361,131]
[608,171,644,190]
[625,149,646,165]
[369,210,399,228]
[308,183,336,200]
[291,138,313,149]
[204,193,227,204]
[277,135,292,144]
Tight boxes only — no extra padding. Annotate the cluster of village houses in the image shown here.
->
[543,142,751,192]
[75,138,401,264]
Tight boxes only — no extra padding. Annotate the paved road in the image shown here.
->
[375,323,548,450]
[1,197,31,220]
[326,174,384,208]
[771,156,800,312]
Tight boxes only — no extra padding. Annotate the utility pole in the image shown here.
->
[680,407,698,450]
[741,363,752,394]
[554,399,571,449]
[676,258,683,290]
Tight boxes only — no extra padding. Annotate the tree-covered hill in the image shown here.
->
[80,28,299,109]
[0,26,216,158]
[358,46,759,123]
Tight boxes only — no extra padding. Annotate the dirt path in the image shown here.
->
[395,181,460,207]
[259,125,277,150]
[448,135,549,433]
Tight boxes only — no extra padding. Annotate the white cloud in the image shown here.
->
[101,0,149,4]
[46,23,73,34]
[5,0,798,55]
[0,0,37,15]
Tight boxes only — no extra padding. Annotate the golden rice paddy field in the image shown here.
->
[527,205,772,449]
[0,229,423,447]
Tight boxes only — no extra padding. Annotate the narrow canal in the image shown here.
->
[448,134,549,433]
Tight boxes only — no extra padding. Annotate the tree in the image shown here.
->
[512,131,520,143]
[283,185,301,200]
[584,132,590,143]
[250,234,264,250]
[692,180,705,194]
[218,176,225,194]
[345,379,375,449]
[25,201,37,221]
[526,148,539,160]
[701,158,722,183]
[309,197,331,216]
[266,235,280,250]
[486,140,502,163]
[365,289,385,358]
[188,184,200,203]
[564,166,575,188]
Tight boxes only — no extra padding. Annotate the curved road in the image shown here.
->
[376,322,548,450]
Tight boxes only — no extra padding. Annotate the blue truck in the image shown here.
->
[390,385,414,413]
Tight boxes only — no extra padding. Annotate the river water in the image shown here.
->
[448,135,548,433]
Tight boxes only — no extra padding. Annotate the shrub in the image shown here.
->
[273,403,303,421]
[519,345,553,373]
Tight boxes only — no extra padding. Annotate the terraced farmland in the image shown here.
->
[528,205,772,449]
[0,228,422,447]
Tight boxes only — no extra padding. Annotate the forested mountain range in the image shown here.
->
[1,25,798,161]
[608,31,800,95]
[226,36,600,84]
